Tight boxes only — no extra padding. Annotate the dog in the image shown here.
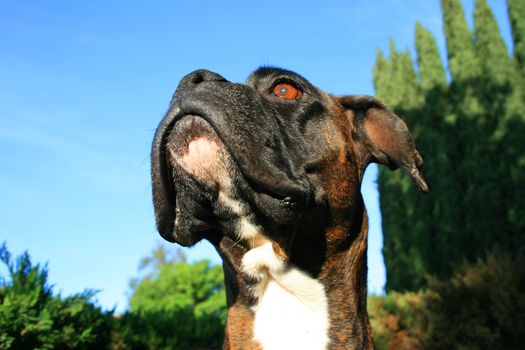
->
[151,68,428,350]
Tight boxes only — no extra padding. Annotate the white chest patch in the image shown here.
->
[243,243,330,350]
[253,274,330,350]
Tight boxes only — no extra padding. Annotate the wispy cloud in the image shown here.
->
[0,122,150,194]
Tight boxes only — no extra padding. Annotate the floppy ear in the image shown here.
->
[337,95,429,192]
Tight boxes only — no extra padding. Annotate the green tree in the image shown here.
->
[474,0,514,80]
[442,0,480,81]
[0,243,113,350]
[374,0,525,291]
[375,41,428,291]
[415,22,447,90]
[508,0,525,75]
[413,22,459,282]
[115,246,226,350]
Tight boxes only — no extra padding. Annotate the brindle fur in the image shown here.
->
[151,68,428,349]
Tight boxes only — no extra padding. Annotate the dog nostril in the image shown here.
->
[190,73,205,85]
[186,70,228,86]
[175,70,228,96]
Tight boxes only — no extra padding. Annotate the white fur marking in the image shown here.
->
[217,190,263,242]
[242,242,284,280]
[242,241,330,350]
[239,218,259,240]
[218,190,244,215]
[254,268,330,350]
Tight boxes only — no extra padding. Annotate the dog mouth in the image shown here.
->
[166,115,230,190]
[169,115,219,163]
[163,113,305,243]
[166,114,304,203]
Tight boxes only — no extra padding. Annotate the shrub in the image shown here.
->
[424,253,525,349]
[369,253,525,349]
[112,247,226,350]
[112,308,225,350]
[368,292,426,350]
[0,243,113,350]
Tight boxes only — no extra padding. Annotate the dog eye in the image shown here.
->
[273,83,301,100]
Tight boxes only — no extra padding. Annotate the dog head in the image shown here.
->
[151,68,427,248]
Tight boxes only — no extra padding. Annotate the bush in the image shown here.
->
[368,292,425,350]
[424,254,525,349]
[0,243,114,350]
[112,308,225,350]
[369,253,525,350]
[111,247,227,350]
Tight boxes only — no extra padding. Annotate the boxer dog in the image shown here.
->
[151,68,428,349]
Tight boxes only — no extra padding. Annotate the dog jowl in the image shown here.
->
[151,67,428,350]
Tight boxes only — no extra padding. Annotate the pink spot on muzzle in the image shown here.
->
[181,137,219,170]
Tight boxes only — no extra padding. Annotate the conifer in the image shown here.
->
[441,0,479,81]
[474,0,513,82]
[508,0,525,75]
[376,0,525,291]
[415,22,446,90]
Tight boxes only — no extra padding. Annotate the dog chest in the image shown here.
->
[252,267,330,350]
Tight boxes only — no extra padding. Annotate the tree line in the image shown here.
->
[374,0,525,291]
[0,243,226,350]
[368,0,525,348]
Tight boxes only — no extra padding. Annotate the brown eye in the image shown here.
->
[273,83,301,100]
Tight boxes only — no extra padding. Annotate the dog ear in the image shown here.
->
[337,95,429,192]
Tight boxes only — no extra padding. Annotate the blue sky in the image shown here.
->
[0,0,512,312]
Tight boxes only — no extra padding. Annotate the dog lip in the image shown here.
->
[169,114,220,157]
[170,114,304,198]
[168,101,311,207]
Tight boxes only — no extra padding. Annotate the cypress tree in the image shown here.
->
[440,2,482,229]
[381,39,406,108]
[373,48,390,101]
[508,0,525,75]
[394,49,427,289]
[376,0,525,291]
[475,0,525,255]
[474,0,513,81]
[374,44,406,290]
[441,0,480,81]
[413,23,457,281]
[440,0,483,267]
[415,22,447,90]
[375,41,422,117]
[503,0,525,249]
[375,40,428,291]
[451,0,514,263]
[399,49,423,113]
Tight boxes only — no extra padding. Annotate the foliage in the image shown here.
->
[368,292,426,350]
[0,243,113,350]
[508,0,525,76]
[113,246,227,350]
[368,254,525,349]
[374,0,525,291]
[424,254,525,349]
[368,255,525,350]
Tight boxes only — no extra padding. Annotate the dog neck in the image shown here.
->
[216,195,373,350]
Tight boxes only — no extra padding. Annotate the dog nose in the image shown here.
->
[176,69,228,93]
